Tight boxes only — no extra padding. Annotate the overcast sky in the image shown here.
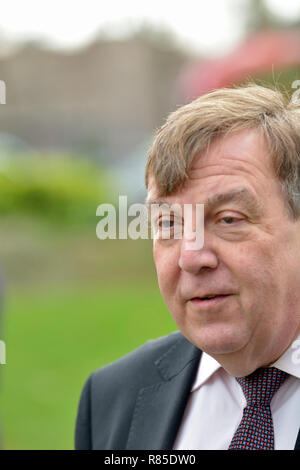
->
[0,0,299,55]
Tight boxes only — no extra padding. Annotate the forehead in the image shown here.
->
[147,128,277,204]
[189,128,274,175]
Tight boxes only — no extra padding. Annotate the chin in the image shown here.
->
[186,324,250,356]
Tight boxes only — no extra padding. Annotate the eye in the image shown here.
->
[159,219,174,228]
[216,212,244,225]
[213,212,248,240]
[221,216,238,224]
[154,215,183,240]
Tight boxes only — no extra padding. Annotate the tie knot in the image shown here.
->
[236,367,288,406]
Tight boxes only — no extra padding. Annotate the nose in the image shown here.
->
[178,235,218,274]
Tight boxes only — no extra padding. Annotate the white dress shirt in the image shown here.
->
[173,335,300,450]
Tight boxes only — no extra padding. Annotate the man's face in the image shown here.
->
[148,128,300,372]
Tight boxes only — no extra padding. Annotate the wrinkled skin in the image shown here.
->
[148,128,300,376]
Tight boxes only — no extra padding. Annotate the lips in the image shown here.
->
[191,293,232,301]
[196,294,222,300]
[189,294,233,309]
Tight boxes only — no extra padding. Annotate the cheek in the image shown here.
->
[153,243,180,297]
[228,240,279,300]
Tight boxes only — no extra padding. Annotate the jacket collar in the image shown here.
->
[126,333,201,450]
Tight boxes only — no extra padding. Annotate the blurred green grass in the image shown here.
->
[0,153,178,449]
[0,215,176,449]
[0,283,175,450]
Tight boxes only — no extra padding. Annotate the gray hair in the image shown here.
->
[145,84,300,218]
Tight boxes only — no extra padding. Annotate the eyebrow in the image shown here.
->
[205,188,263,217]
[145,198,172,207]
[146,188,263,218]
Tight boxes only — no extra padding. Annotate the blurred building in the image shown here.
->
[0,36,190,163]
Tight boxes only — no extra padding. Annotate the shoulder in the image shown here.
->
[90,330,184,391]
[75,331,201,449]
[75,330,185,449]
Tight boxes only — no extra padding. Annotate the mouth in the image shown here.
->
[189,294,233,308]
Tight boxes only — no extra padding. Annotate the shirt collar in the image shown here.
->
[191,351,221,392]
[191,334,300,392]
[270,334,300,379]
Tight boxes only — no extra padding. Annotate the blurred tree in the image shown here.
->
[246,0,279,31]
[0,154,113,226]
[243,0,300,31]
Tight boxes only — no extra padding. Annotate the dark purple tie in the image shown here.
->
[228,367,288,450]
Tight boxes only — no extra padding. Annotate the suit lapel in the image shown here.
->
[126,335,201,450]
[294,429,300,450]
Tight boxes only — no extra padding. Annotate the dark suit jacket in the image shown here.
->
[75,330,300,450]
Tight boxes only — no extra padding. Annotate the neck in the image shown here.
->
[210,331,300,377]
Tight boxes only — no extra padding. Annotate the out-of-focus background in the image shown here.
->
[0,0,299,449]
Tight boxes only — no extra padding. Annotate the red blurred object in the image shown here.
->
[180,30,300,101]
